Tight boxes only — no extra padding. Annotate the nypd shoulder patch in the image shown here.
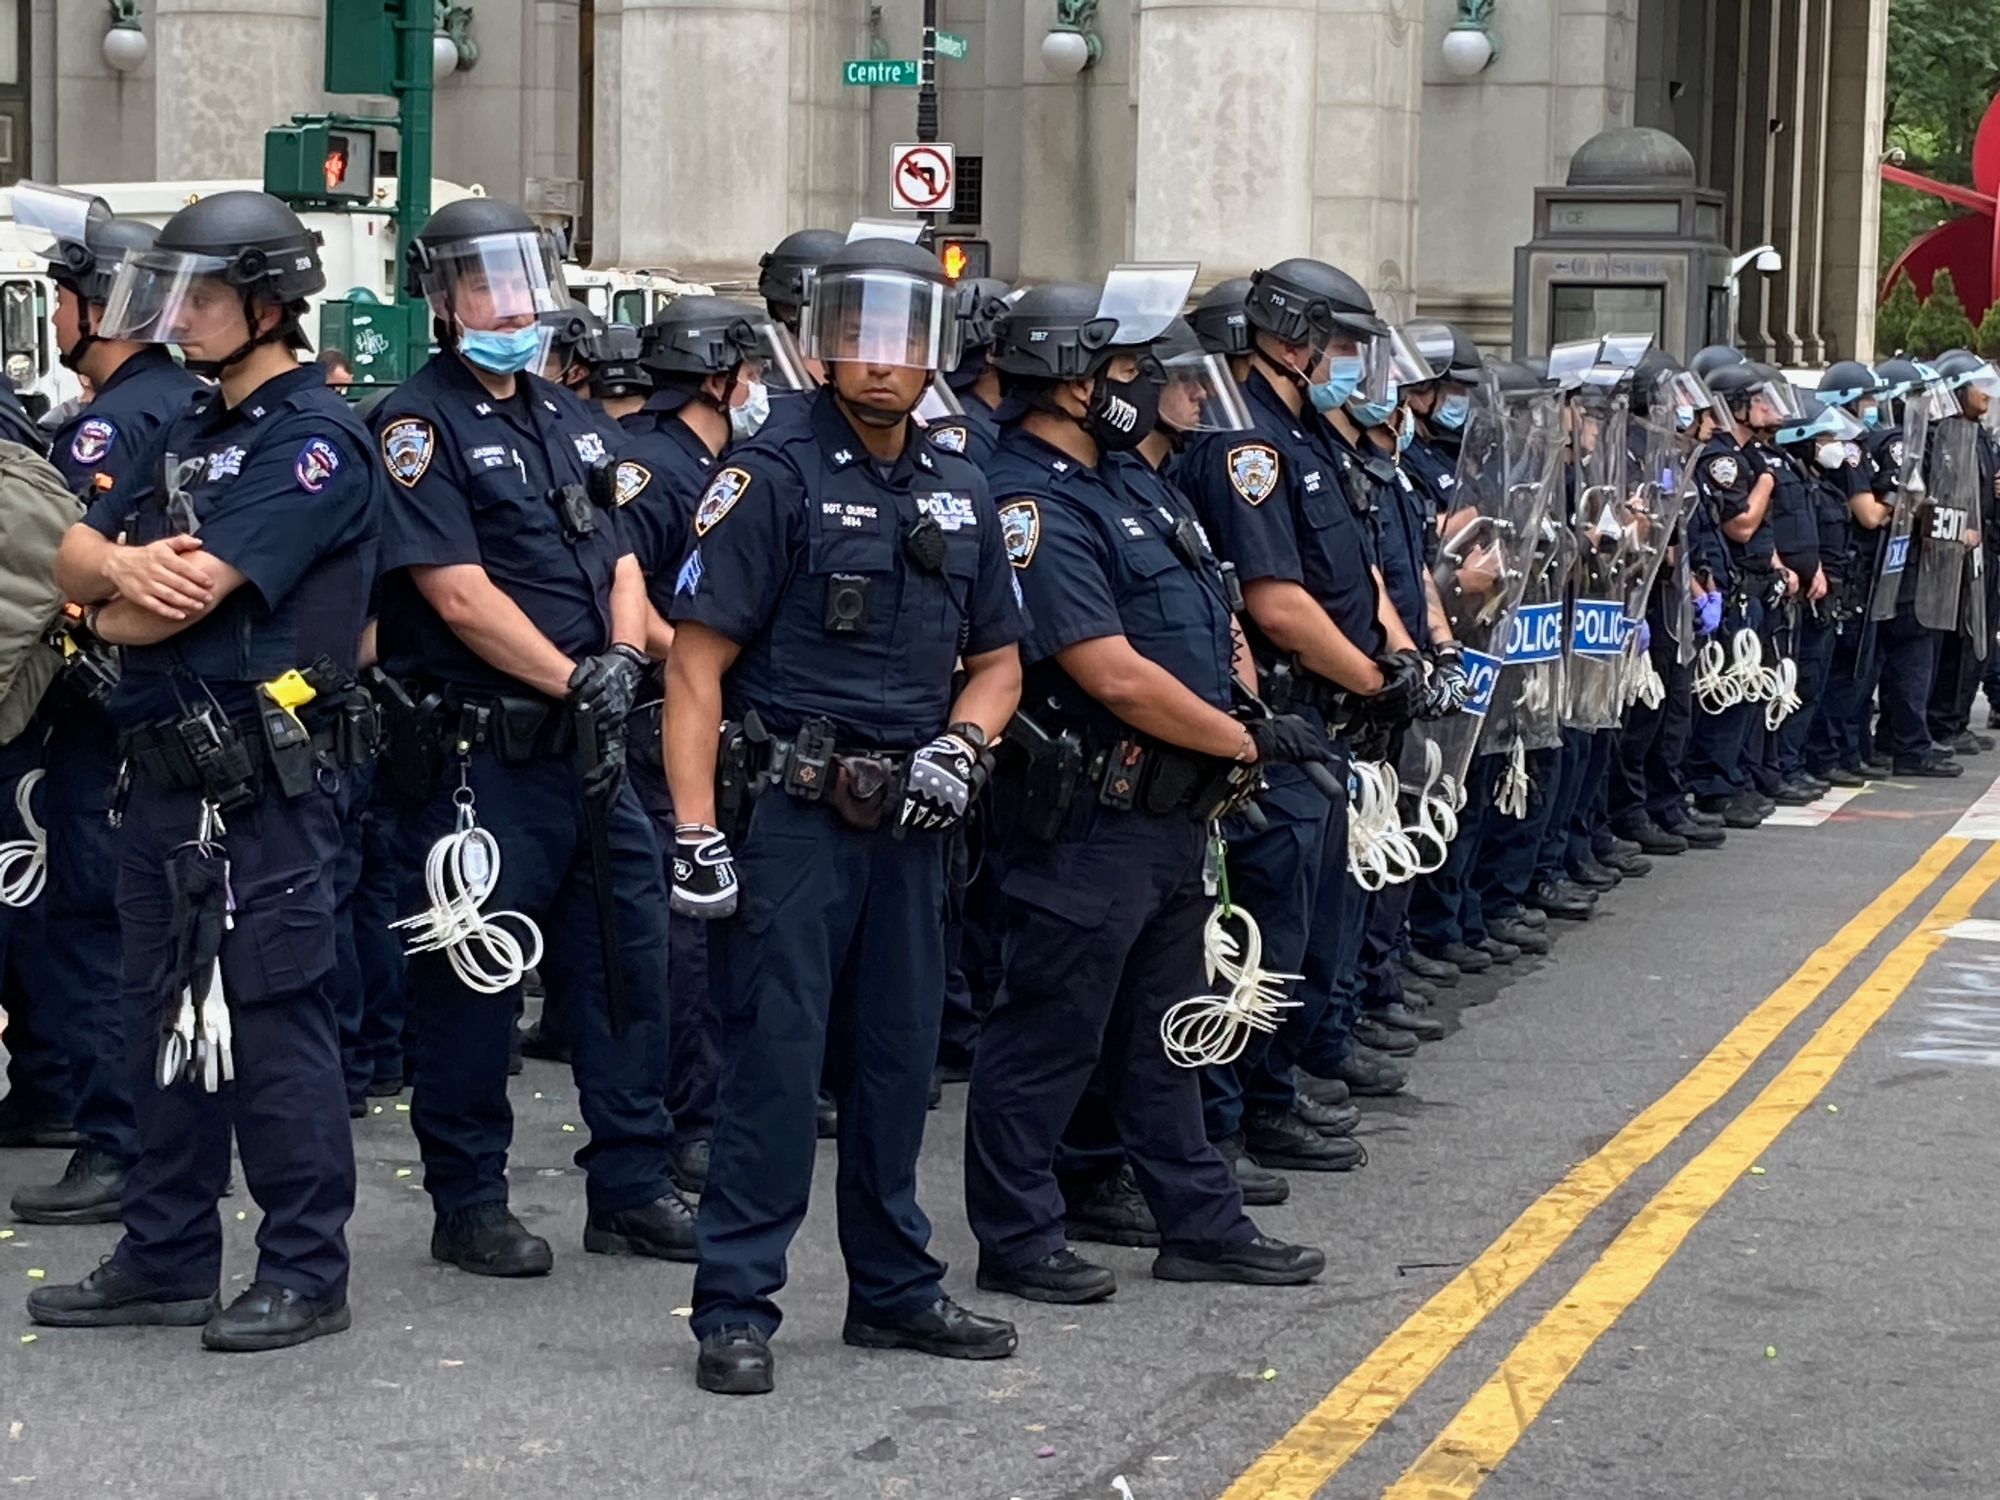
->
[929,423,969,455]
[69,416,116,466]
[999,499,1040,569]
[695,467,751,536]
[614,461,651,506]
[1227,443,1280,506]
[294,437,342,494]
[1706,455,1740,489]
[381,418,436,488]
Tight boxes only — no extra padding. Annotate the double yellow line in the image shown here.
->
[1223,830,1992,1500]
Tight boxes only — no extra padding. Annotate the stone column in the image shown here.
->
[1310,0,1425,320]
[154,0,320,179]
[1821,0,1889,360]
[1013,0,1133,283]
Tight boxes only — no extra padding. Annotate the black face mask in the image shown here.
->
[1086,373,1160,452]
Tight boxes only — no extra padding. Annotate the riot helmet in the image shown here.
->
[757,227,845,331]
[1190,277,1253,360]
[576,322,651,400]
[1246,258,1394,405]
[406,197,568,376]
[1706,361,1803,431]
[801,238,963,428]
[99,190,325,376]
[539,302,604,386]
[640,294,807,430]
[1153,315,1252,436]
[1690,344,1745,380]
[946,276,1015,394]
[1818,360,1882,408]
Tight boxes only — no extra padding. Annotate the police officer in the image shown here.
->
[371,197,690,1276]
[1189,278,1255,388]
[1765,395,1852,802]
[961,281,1325,1302]
[757,228,846,336]
[932,276,1010,468]
[663,237,1023,1395]
[575,320,654,426]
[7,185,204,1223]
[33,191,378,1349]
[1923,350,2000,755]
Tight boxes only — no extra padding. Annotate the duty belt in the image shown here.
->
[118,698,371,806]
[384,678,575,766]
[717,711,910,835]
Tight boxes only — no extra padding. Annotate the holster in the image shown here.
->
[1007,709,1084,843]
[827,755,899,831]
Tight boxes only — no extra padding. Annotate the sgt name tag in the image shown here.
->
[822,500,879,529]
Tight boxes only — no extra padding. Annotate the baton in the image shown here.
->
[573,704,630,1037]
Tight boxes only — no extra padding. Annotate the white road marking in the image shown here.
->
[1948,768,2000,839]
[1761,786,1865,827]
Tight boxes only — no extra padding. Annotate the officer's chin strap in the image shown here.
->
[0,769,46,908]
[1160,833,1302,1068]
[390,766,545,994]
[154,800,234,1094]
[1400,739,1459,876]
[1348,760,1423,890]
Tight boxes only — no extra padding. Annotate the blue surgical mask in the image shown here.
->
[1435,392,1469,431]
[1395,408,1415,453]
[1862,404,1882,429]
[1349,396,1397,428]
[730,380,771,442]
[1675,403,1696,431]
[458,324,545,375]
[1309,355,1366,412]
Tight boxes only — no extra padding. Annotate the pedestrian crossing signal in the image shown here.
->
[938,238,989,283]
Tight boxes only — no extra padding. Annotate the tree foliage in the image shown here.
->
[1878,276,1921,353]
[1907,269,1978,354]
[1974,298,2000,358]
[1882,0,2000,267]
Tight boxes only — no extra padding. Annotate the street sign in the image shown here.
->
[890,142,955,213]
[936,32,969,61]
[843,58,919,87]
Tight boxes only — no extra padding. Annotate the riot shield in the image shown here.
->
[1479,401,1571,772]
[1615,400,1683,699]
[1917,417,1981,632]
[1968,467,1989,662]
[1870,397,1932,623]
[1403,371,1559,793]
[1565,390,1633,729]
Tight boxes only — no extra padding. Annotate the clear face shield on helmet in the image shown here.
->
[740,317,813,391]
[1742,374,1805,431]
[1659,368,1728,436]
[801,265,962,371]
[11,182,112,281]
[1092,262,1199,346]
[1159,347,1253,433]
[98,248,250,347]
[415,228,569,331]
[1951,358,2000,402]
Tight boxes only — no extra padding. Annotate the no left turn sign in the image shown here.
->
[891,142,956,212]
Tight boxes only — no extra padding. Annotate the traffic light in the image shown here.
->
[264,119,378,206]
[938,237,990,283]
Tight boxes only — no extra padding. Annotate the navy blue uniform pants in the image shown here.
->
[691,791,949,1341]
[1535,730,1592,881]
[404,750,672,1215]
[350,777,410,1089]
[1688,600,1765,801]
[1809,619,1875,773]
[966,803,1253,1268]
[1773,610,1835,777]
[109,780,354,1302]
[1409,754,1497,952]
[629,753,719,1142]
[41,700,131,1160]
[1472,744,1561,917]
[1877,611,1940,760]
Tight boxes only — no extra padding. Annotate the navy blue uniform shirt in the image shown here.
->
[50,347,202,507]
[371,352,651,697]
[1182,368,1384,661]
[618,399,719,617]
[1690,432,1754,586]
[82,363,380,726]
[924,397,1000,471]
[989,430,1235,723]
[668,387,1022,750]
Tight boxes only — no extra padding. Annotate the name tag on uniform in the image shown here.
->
[822,500,880,529]
[468,444,511,470]
[1118,516,1148,539]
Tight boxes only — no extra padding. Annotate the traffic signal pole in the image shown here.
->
[394,0,434,372]
[919,0,937,235]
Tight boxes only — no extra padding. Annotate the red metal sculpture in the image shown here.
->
[1880,94,2000,318]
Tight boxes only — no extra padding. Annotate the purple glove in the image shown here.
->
[1635,620,1651,654]
[1694,591,1724,635]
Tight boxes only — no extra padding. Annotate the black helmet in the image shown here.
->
[1190,278,1253,358]
[1629,350,1681,416]
[405,196,541,296]
[641,295,765,379]
[758,227,845,314]
[577,323,649,397]
[405,196,566,331]
[1244,258,1387,347]
[1818,360,1880,407]
[12,182,162,304]
[1689,344,1745,379]
[989,282,1127,382]
[799,238,960,375]
[1154,315,1203,364]
[540,302,604,354]
[149,191,325,303]
[1403,320,1482,383]
[955,277,1014,352]
[1875,356,1925,398]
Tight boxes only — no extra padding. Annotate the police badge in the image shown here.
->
[614,461,651,506]
[1227,443,1279,505]
[928,423,969,455]
[695,467,750,535]
[69,417,116,466]
[381,418,435,488]
[1707,455,1740,488]
[999,499,1040,568]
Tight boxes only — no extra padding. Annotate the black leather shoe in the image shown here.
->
[1244,1110,1364,1171]
[1622,820,1688,856]
[585,1192,698,1262]
[1749,791,1778,816]
[1487,917,1551,955]
[1895,754,1965,778]
[1064,1165,1160,1247]
[670,1136,710,1196]
[1216,1135,1290,1205]
[698,1323,774,1395]
[28,1260,216,1328]
[842,1296,1018,1360]
[1332,1046,1407,1097]
[366,1075,404,1098]
[1506,904,1549,930]
[1440,940,1492,973]
[1528,878,1594,920]
[0,1103,78,1150]
[1864,752,1892,773]
[1403,949,1460,986]
[815,1091,838,1139]
[976,1248,1116,1304]
[518,1024,569,1064]
[1375,1001,1444,1041]
[1701,794,1762,829]
[1659,811,1725,847]
[1401,973,1439,1002]
[1600,847,1652,879]
[11,1146,127,1225]
[1293,1072,1350,1107]
[202,1281,350,1353]
[1292,1095,1361,1135]
[1772,779,1819,806]
[1351,1016,1419,1055]
[1825,765,1867,788]
[1568,857,1621,890]
[1952,730,1985,756]
[1799,774,1832,795]
[1154,1234,1325,1286]
[431,1202,554,1277]
[1478,936,1522,965]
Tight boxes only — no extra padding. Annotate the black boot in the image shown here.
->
[0,1100,78,1150]
[1894,753,1964,778]
[1439,940,1492,973]
[1621,819,1688,856]
[1599,847,1653,878]
[1216,1134,1290,1205]
[698,1323,774,1395]
[669,1136,710,1196]
[1568,856,1621,890]
[1528,877,1595,919]
[1351,1015,1419,1056]
[1332,1046,1408,1097]
[430,1202,554,1278]
[976,1248,1117,1304]
[1292,1095,1360,1136]
[584,1192,699,1262]
[842,1296,1018,1360]
[1487,916,1551,955]
[10,1146,126,1225]
[28,1260,216,1329]
[1477,936,1522,965]
[1374,1000,1444,1041]
[1154,1234,1325,1286]
[202,1281,351,1353]
[1293,1072,1351,1107]
[1244,1110,1365,1171]
[1064,1165,1160,1247]
[1402,949,1460,986]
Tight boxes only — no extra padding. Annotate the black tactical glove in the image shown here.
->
[1420,642,1472,719]
[1369,648,1427,722]
[899,724,991,835]
[670,823,740,919]
[578,722,627,806]
[567,643,650,726]
[1245,712,1336,766]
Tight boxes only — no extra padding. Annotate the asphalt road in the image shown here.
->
[6,750,2000,1500]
